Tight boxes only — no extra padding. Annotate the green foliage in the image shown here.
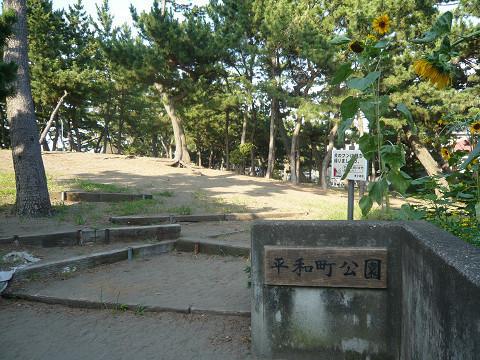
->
[0,9,17,98]
[413,11,453,44]
[229,143,255,165]
[332,15,411,215]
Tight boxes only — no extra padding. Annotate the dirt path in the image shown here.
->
[0,150,361,237]
[0,300,254,360]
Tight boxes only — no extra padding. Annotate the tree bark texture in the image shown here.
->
[39,90,67,145]
[321,122,338,190]
[117,90,125,154]
[4,0,51,216]
[155,83,190,164]
[225,108,230,170]
[290,117,301,184]
[265,96,278,179]
[405,130,449,189]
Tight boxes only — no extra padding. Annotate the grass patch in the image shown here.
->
[168,205,192,215]
[154,190,174,197]
[72,180,128,193]
[0,172,64,212]
[108,199,161,216]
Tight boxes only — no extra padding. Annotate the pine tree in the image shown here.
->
[3,0,51,216]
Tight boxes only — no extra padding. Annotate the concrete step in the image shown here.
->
[0,224,180,247]
[61,191,152,202]
[110,211,308,225]
[7,252,251,317]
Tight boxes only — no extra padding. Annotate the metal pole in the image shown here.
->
[347,180,354,220]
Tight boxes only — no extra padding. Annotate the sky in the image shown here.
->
[52,0,208,28]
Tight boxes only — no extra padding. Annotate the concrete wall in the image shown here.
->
[400,222,480,360]
[251,221,480,359]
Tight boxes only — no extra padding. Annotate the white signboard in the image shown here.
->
[331,149,368,181]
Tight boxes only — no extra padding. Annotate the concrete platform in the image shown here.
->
[10,252,251,316]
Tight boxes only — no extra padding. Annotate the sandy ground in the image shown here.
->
[0,150,393,359]
[12,252,251,314]
[0,150,362,237]
[0,300,254,360]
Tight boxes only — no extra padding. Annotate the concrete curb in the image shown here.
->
[176,238,250,257]
[0,224,181,247]
[9,241,176,284]
[61,191,153,202]
[110,211,308,225]
[2,293,251,317]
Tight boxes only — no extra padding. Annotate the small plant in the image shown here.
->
[74,214,86,225]
[135,305,146,316]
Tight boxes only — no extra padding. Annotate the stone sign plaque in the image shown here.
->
[264,246,387,288]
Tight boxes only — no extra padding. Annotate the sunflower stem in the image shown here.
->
[451,29,480,47]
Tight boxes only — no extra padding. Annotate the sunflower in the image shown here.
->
[441,147,450,160]
[348,40,364,53]
[413,58,451,89]
[437,119,447,126]
[372,15,390,35]
[470,121,480,135]
[366,34,377,42]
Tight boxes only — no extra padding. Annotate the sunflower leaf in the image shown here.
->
[397,103,416,133]
[341,154,359,180]
[330,35,351,45]
[331,62,353,85]
[340,96,359,120]
[460,142,480,170]
[346,71,381,91]
[413,11,453,43]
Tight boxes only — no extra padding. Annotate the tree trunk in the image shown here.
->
[250,104,257,175]
[159,135,169,157]
[209,149,213,169]
[152,132,159,157]
[265,96,278,179]
[39,90,67,145]
[52,117,60,151]
[154,83,190,164]
[239,109,247,174]
[321,122,338,190]
[290,117,301,184]
[197,150,202,167]
[225,108,230,170]
[102,118,109,153]
[405,130,449,189]
[67,120,74,151]
[41,138,49,151]
[241,109,247,145]
[95,131,104,153]
[117,90,125,154]
[4,0,51,216]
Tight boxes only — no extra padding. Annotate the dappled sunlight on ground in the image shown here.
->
[0,150,404,236]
